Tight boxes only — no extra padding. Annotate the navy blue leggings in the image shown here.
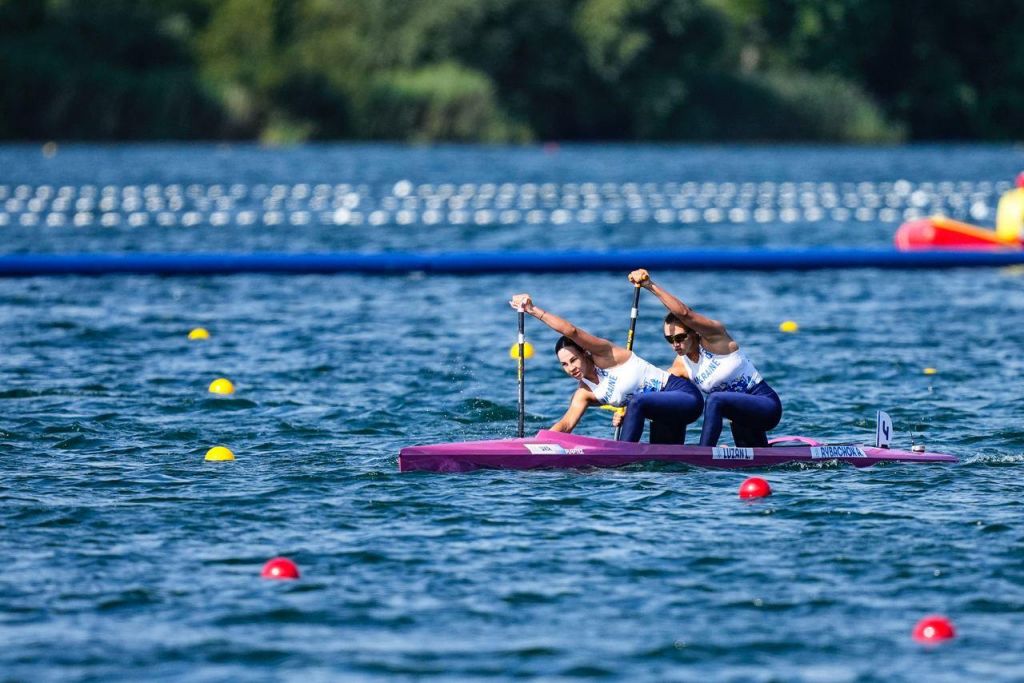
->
[699,381,782,447]
[619,375,704,444]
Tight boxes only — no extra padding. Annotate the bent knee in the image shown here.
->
[703,393,726,412]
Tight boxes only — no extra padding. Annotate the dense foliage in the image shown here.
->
[2,0,1022,142]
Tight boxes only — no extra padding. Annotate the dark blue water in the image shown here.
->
[2,145,1024,681]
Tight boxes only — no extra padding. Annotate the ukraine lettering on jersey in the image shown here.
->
[694,352,720,387]
[596,371,617,404]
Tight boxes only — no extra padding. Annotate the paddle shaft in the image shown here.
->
[517,310,525,438]
[613,285,642,440]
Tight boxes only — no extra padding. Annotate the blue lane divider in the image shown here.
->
[1,248,1023,276]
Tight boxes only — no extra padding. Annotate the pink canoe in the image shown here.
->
[398,429,956,473]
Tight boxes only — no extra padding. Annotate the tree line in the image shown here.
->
[2,0,1022,143]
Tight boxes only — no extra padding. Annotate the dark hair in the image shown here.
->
[554,335,584,356]
[663,312,684,326]
[664,313,696,339]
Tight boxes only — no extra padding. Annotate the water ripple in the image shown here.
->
[1,146,1023,681]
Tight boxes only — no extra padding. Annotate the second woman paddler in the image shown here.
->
[509,293,703,443]
[625,269,782,447]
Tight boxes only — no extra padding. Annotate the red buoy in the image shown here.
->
[912,615,955,643]
[739,477,772,499]
[260,557,300,580]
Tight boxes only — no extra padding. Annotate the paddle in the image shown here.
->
[517,308,526,438]
[613,284,642,440]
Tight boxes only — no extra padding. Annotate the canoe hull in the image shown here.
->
[398,430,956,473]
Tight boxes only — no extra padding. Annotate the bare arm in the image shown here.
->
[669,355,691,379]
[551,387,598,432]
[509,294,628,365]
[627,270,737,353]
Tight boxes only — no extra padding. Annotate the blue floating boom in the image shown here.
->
[0,248,1023,276]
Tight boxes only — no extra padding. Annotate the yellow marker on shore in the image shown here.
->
[923,367,938,375]
[188,327,210,340]
[509,341,535,359]
[205,446,235,461]
[208,377,235,394]
[779,320,799,333]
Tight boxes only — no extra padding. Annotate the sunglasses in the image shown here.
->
[664,332,689,344]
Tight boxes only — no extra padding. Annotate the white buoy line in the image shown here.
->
[0,180,1010,228]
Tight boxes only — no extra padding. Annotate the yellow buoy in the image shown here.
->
[779,320,799,333]
[204,446,235,461]
[923,367,938,375]
[188,327,210,340]
[208,377,235,394]
[508,341,535,359]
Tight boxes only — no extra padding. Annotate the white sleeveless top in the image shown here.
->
[682,346,763,395]
[581,353,669,407]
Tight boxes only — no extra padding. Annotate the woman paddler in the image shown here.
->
[625,269,782,447]
[509,293,703,442]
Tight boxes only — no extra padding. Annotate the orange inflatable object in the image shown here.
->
[894,215,1022,251]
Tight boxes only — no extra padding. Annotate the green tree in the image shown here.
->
[0,0,222,139]
[760,0,1024,139]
